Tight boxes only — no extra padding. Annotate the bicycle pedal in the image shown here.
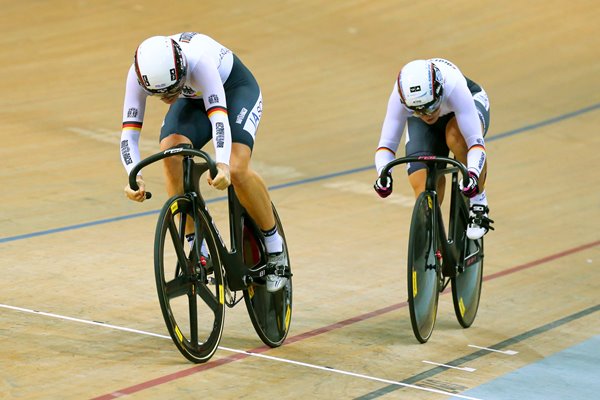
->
[268,266,292,279]
[198,255,214,274]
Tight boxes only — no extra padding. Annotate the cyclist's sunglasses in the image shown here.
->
[409,97,442,116]
[139,78,185,99]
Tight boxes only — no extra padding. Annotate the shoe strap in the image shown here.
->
[469,206,495,231]
[470,204,489,214]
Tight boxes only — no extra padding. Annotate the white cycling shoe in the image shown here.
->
[467,204,494,240]
[265,252,288,292]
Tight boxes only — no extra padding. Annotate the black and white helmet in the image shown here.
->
[397,59,443,114]
[134,36,187,95]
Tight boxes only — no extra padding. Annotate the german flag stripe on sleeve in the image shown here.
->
[377,147,396,155]
[469,144,486,151]
[122,121,143,131]
[207,106,228,118]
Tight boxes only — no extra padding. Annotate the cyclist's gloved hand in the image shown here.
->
[460,171,480,198]
[374,174,393,198]
[209,163,231,190]
[124,176,147,202]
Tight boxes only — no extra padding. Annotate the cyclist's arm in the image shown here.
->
[120,64,148,177]
[375,83,409,174]
[449,80,486,176]
[191,55,231,166]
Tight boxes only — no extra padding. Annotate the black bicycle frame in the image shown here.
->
[380,156,470,276]
[187,156,267,291]
[130,145,266,292]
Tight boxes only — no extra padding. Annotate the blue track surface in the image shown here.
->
[452,335,600,400]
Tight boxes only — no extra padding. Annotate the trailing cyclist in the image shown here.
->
[373,58,494,239]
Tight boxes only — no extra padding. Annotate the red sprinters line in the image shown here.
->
[92,239,600,399]
[483,240,600,281]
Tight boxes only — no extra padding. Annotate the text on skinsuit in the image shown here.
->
[215,122,225,148]
[246,100,262,131]
[478,153,485,169]
[179,32,198,43]
[236,108,248,124]
[127,108,138,118]
[121,140,133,165]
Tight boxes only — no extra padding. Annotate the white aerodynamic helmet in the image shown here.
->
[134,36,187,95]
[397,59,443,114]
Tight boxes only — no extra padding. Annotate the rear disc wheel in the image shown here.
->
[451,237,484,328]
[243,205,292,347]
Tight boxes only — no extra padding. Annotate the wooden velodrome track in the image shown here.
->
[1,1,599,399]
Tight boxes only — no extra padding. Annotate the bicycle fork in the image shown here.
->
[422,193,446,293]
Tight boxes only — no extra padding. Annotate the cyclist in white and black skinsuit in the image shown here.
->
[374,58,494,239]
[120,32,287,292]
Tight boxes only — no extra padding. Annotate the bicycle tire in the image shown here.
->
[154,195,226,363]
[243,205,292,347]
[451,236,484,328]
[407,192,440,343]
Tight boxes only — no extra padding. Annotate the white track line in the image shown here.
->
[422,360,476,372]
[223,348,483,399]
[0,303,170,339]
[468,344,519,355]
[1,303,482,400]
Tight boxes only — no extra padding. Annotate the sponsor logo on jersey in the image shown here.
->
[182,86,200,97]
[478,153,485,169]
[217,48,231,68]
[215,122,225,148]
[236,107,248,124]
[215,122,225,149]
[242,95,263,138]
[179,32,198,43]
[120,140,133,165]
[245,100,262,132]
[432,58,457,70]
[127,108,138,118]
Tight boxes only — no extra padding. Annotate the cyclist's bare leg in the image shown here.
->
[408,170,447,204]
[408,109,447,203]
[446,116,492,238]
[445,117,487,189]
[158,136,278,253]
[160,134,195,236]
[230,143,286,291]
[229,143,276,231]
[160,134,192,196]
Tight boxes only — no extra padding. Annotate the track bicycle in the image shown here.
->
[379,156,485,343]
[129,144,293,363]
